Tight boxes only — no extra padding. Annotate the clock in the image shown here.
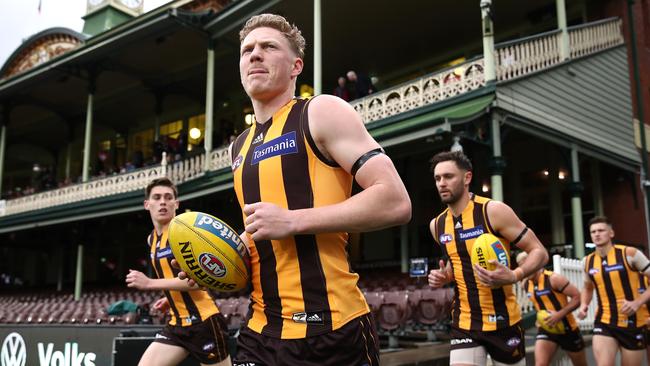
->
[117,0,143,9]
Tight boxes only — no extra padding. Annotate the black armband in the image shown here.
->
[642,262,650,273]
[511,227,529,246]
[351,148,384,176]
[558,280,570,293]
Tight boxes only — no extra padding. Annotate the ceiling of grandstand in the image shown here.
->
[0,0,594,172]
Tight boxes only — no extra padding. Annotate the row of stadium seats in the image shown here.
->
[364,288,453,332]
[1,284,449,330]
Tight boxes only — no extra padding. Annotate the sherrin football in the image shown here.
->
[470,233,510,271]
[169,212,250,292]
[536,309,565,334]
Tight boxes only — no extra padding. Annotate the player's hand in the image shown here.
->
[152,297,169,312]
[171,259,204,289]
[125,269,151,290]
[620,299,641,315]
[473,260,516,287]
[544,310,563,327]
[244,202,297,240]
[577,304,589,320]
[428,260,450,289]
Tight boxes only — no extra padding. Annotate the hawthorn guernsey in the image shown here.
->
[168,212,250,292]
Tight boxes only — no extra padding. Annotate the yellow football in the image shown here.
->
[470,233,510,271]
[536,309,565,334]
[169,211,250,292]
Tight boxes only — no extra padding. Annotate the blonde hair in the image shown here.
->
[239,14,305,59]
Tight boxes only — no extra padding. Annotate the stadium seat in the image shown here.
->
[414,289,443,325]
[378,291,409,331]
[363,291,383,323]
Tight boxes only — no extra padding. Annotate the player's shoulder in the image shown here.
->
[620,244,638,256]
[307,95,360,125]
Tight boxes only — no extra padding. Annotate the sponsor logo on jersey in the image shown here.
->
[450,338,473,345]
[506,337,521,347]
[156,247,173,259]
[252,132,264,144]
[232,155,243,171]
[439,233,453,244]
[603,264,624,273]
[457,226,484,240]
[487,314,506,323]
[588,268,599,275]
[292,312,324,325]
[535,289,552,297]
[251,131,298,165]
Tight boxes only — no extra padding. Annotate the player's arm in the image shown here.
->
[428,218,453,288]
[545,273,580,326]
[126,269,201,291]
[244,95,411,240]
[578,263,594,320]
[474,201,548,287]
[620,247,650,315]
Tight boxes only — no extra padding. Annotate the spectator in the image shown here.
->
[333,76,350,101]
[346,70,377,100]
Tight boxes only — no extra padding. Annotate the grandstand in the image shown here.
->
[0,0,649,365]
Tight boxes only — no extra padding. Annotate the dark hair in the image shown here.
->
[145,177,178,199]
[429,151,473,173]
[588,216,612,228]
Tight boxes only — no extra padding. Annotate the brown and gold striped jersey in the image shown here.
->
[149,227,220,326]
[585,244,649,328]
[525,270,578,331]
[231,97,369,339]
[434,194,521,331]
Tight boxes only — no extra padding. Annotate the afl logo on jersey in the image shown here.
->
[439,233,453,245]
[232,155,243,171]
[199,253,227,278]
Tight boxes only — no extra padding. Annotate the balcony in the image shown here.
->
[0,18,624,219]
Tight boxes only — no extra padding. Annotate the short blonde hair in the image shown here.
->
[239,14,305,59]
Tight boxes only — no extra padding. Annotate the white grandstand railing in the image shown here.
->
[0,18,624,217]
[496,17,622,82]
[350,58,486,124]
[514,281,535,314]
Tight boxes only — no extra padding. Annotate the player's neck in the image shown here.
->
[448,192,471,217]
[251,88,295,124]
[595,241,613,257]
[153,220,170,236]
